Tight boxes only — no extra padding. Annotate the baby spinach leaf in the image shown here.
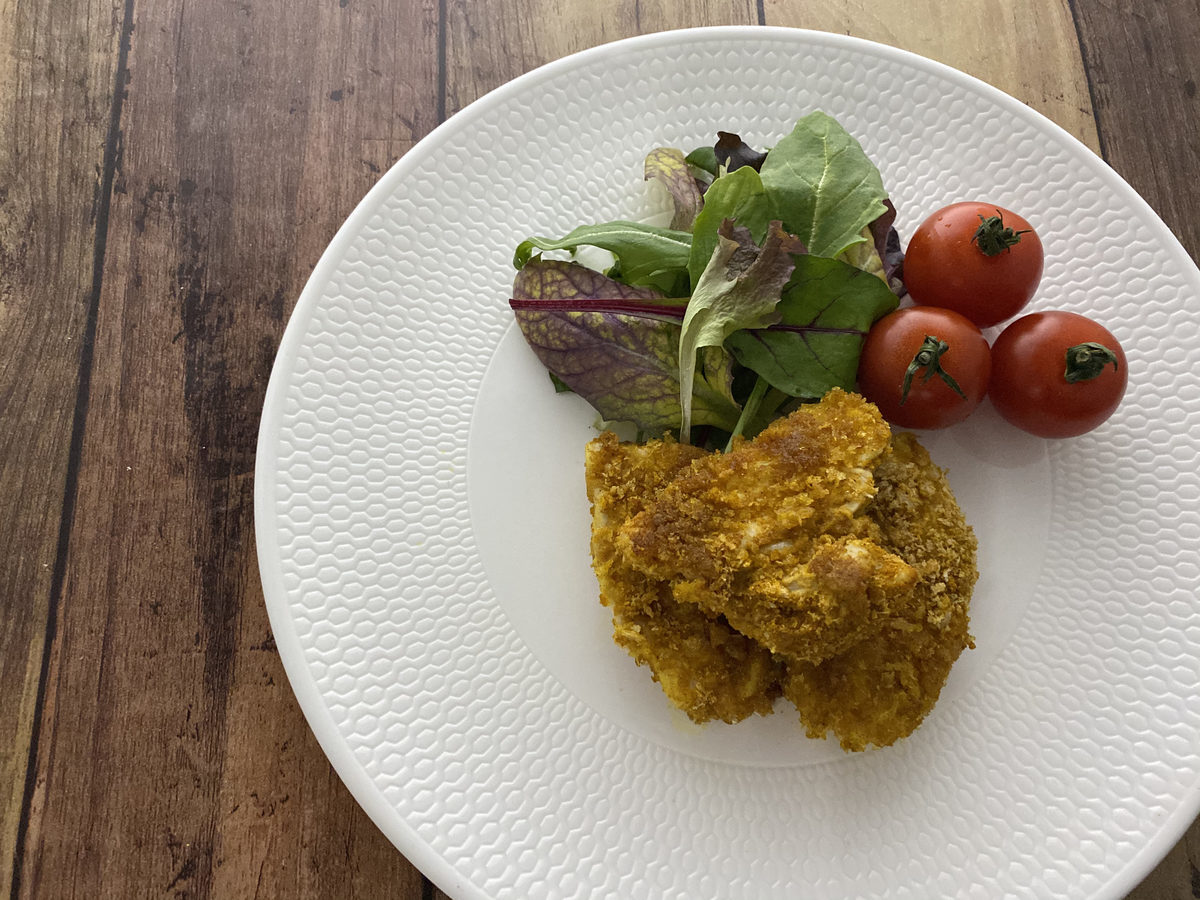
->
[644,147,703,231]
[685,145,720,178]
[686,165,774,289]
[725,255,899,400]
[677,220,804,442]
[759,111,889,259]
[514,222,692,293]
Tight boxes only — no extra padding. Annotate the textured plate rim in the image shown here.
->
[254,25,1200,900]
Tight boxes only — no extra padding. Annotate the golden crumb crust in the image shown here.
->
[583,391,979,750]
[780,433,978,751]
[585,431,781,723]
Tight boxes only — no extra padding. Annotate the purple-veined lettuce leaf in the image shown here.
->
[510,260,740,433]
[725,254,899,401]
[514,257,671,303]
[644,147,703,231]
[677,219,804,442]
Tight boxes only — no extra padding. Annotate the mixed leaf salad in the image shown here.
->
[509,111,906,448]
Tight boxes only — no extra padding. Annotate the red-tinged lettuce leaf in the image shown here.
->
[715,131,768,172]
[511,259,689,319]
[513,258,667,302]
[644,147,703,231]
[869,199,905,294]
[686,165,775,289]
[511,307,741,434]
[725,255,899,401]
[677,219,804,442]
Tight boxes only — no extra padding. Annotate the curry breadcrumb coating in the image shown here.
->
[583,391,978,750]
[781,433,978,751]
[619,389,919,664]
[584,432,781,724]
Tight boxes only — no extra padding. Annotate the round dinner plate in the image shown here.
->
[255,26,1200,900]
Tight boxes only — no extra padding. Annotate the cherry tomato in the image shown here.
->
[989,311,1127,438]
[904,202,1044,328]
[857,307,991,429]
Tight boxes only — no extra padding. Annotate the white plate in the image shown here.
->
[255,27,1200,900]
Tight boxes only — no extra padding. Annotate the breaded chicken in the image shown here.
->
[618,389,919,664]
[781,433,978,751]
[618,389,894,584]
[583,392,977,749]
[585,432,781,723]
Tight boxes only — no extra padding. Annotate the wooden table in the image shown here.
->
[3,1,1198,897]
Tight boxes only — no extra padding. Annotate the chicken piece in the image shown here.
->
[617,388,894,584]
[618,389,917,663]
[782,433,978,751]
[585,431,781,723]
[671,535,919,662]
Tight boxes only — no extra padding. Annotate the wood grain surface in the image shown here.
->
[2,1,1198,898]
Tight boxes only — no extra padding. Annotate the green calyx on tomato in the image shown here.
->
[1064,342,1121,383]
[900,335,966,404]
[971,211,1030,257]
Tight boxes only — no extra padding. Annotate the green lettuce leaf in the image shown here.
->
[514,221,692,294]
[758,111,889,259]
[725,255,899,400]
[644,147,703,231]
[677,219,804,442]
[686,165,773,288]
[685,145,720,179]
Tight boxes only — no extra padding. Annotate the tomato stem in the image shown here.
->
[1064,342,1120,383]
[972,211,1029,256]
[900,335,967,404]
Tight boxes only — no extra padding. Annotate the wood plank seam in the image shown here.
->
[6,0,138,897]
[1064,0,1111,161]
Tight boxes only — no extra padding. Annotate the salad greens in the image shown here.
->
[510,259,741,433]
[677,220,804,443]
[687,165,772,288]
[513,222,692,294]
[509,111,903,446]
[758,111,889,259]
[644,147,703,231]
